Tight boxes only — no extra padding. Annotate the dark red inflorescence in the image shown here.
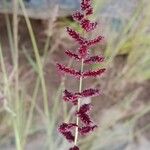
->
[57,0,106,149]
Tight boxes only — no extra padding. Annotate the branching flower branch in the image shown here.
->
[57,0,106,149]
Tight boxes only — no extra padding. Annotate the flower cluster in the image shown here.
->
[57,0,106,149]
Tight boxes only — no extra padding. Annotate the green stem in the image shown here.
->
[18,1,51,149]
[13,1,23,149]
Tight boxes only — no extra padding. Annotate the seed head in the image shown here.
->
[57,0,106,149]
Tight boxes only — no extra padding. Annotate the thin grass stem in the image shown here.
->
[18,0,51,149]
[74,58,84,145]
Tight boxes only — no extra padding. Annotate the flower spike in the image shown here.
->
[57,0,106,149]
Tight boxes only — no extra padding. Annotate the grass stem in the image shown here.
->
[74,59,84,145]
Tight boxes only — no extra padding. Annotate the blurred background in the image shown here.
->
[0,0,150,150]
